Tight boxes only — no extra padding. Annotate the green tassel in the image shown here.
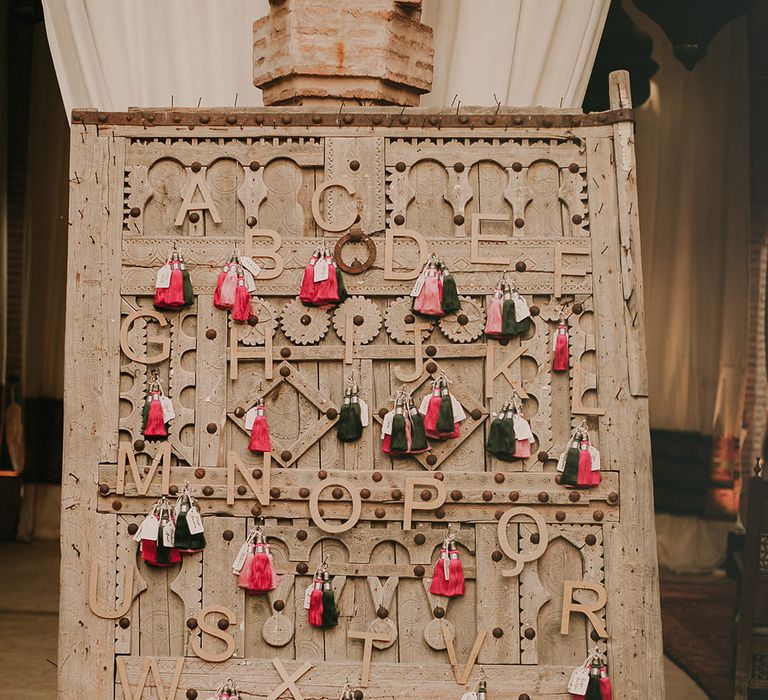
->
[336,266,348,303]
[562,444,581,486]
[493,412,518,461]
[337,402,363,442]
[486,405,516,457]
[501,298,518,336]
[156,520,172,565]
[321,588,339,628]
[485,416,506,453]
[436,388,455,433]
[441,272,461,314]
[141,398,150,432]
[390,412,408,452]
[585,664,602,700]
[173,509,206,551]
[515,316,531,336]
[182,265,194,307]
[409,407,429,451]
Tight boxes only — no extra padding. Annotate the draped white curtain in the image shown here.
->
[42,0,609,116]
[631,8,750,437]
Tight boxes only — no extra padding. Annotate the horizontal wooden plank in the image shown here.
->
[114,656,575,697]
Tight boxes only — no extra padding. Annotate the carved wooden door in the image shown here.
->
[60,72,664,699]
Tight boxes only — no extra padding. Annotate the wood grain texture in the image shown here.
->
[62,87,661,698]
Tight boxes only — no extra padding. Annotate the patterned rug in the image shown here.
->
[660,574,737,700]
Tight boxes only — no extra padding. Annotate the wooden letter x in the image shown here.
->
[267,658,312,700]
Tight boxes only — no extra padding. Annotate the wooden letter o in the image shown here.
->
[311,179,357,232]
[120,309,170,365]
[309,479,362,533]
[497,507,549,577]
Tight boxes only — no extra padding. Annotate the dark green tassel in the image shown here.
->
[515,315,531,336]
[390,412,408,452]
[485,416,506,453]
[156,520,172,565]
[173,503,205,551]
[321,588,339,628]
[562,442,581,486]
[337,401,363,442]
[436,387,455,433]
[441,272,461,314]
[486,404,516,458]
[141,398,150,432]
[181,264,194,307]
[501,297,518,336]
[336,265,348,303]
[409,407,429,451]
[585,664,602,700]
[493,411,518,461]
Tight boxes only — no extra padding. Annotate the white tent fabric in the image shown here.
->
[42,0,609,116]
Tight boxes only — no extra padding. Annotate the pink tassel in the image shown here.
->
[423,389,442,435]
[414,270,443,317]
[485,289,503,337]
[381,433,395,455]
[247,542,275,592]
[553,322,569,371]
[599,666,612,700]
[231,273,252,322]
[514,439,531,459]
[214,261,238,310]
[248,406,271,453]
[315,256,339,305]
[155,261,186,309]
[308,579,324,627]
[299,254,320,305]
[143,394,167,438]
[577,440,593,487]
[237,545,256,590]
[447,549,465,597]
[429,549,452,596]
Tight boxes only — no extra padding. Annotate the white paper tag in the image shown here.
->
[513,414,534,442]
[513,293,531,321]
[244,407,258,431]
[450,396,466,422]
[160,396,175,422]
[589,445,601,471]
[135,514,157,542]
[568,666,591,694]
[380,411,394,438]
[232,541,249,574]
[186,506,204,535]
[556,450,567,473]
[418,394,432,415]
[410,271,426,297]
[156,264,172,289]
[461,693,478,700]
[161,520,175,547]
[239,255,261,279]
[303,584,314,610]
[313,258,329,282]
[243,269,257,293]
[358,398,369,427]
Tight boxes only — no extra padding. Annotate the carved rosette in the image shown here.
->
[438,297,485,343]
[333,296,382,345]
[230,297,279,346]
[280,298,330,345]
[384,296,434,344]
